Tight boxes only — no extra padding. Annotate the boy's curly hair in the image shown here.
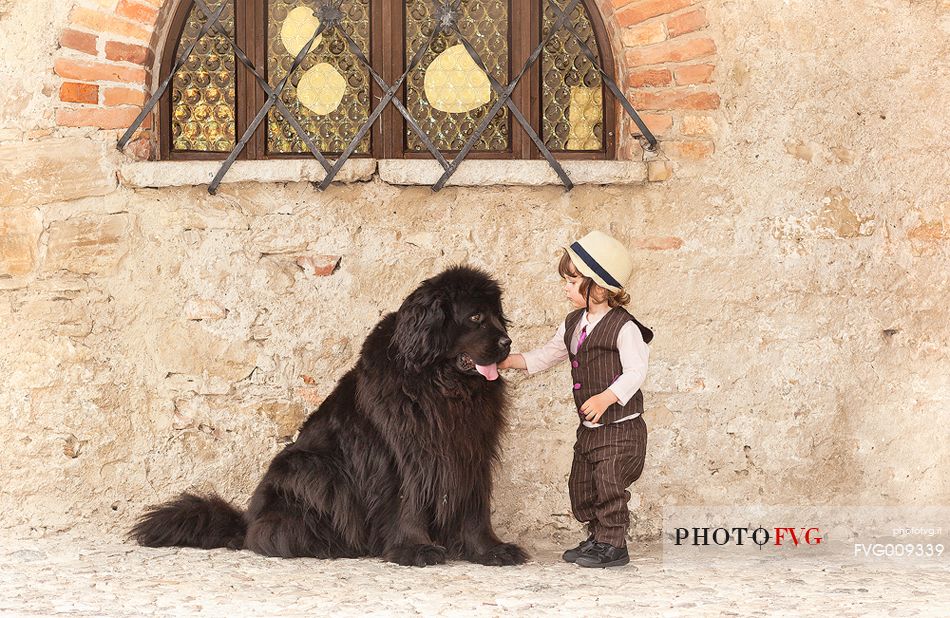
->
[558,250,630,308]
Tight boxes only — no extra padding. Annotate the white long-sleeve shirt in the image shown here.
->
[521,310,650,428]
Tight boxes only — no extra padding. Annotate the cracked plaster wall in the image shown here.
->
[0,0,947,547]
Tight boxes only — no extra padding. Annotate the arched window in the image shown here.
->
[159,0,617,161]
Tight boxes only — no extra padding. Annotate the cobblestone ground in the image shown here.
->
[0,534,947,617]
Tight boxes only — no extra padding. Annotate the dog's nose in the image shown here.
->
[499,336,512,349]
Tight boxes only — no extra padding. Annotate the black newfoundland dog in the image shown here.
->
[132,266,527,567]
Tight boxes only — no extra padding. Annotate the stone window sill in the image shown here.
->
[119,159,654,189]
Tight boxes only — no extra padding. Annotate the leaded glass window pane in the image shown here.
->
[267,0,371,154]
[160,0,619,162]
[171,0,236,152]
[405,0,510,152]
[541,0,604,151]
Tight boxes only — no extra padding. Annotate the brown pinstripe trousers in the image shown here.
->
[569,415,648,547]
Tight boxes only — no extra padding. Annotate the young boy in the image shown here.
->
[499,231,653,567]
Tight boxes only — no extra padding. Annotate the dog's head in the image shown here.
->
[392,266,511,379]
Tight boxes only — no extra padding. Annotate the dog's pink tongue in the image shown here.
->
[476,363,499,381]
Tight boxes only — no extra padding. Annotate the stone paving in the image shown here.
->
[0,534,947,617]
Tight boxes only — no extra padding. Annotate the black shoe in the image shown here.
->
[574,541,630,568]
[561,536,595,563]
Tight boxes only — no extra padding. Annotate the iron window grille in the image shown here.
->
[119,0,657,193]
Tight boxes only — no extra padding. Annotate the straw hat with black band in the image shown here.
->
[565,231,633,294]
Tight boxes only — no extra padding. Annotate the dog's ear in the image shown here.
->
[495,298,510,329]
[392,282,451,371]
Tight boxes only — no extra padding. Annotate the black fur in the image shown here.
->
[130,493,245,550]
[132,266,527,567]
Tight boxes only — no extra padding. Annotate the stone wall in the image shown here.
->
[1,0,948,549]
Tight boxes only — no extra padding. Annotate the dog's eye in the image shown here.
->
[469,313,482,323]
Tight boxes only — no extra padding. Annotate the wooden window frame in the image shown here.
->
[158,0,616,161]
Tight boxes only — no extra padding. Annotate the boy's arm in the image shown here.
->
[581,323,649,423]
[501,322,567,373]
[606,322,650,405]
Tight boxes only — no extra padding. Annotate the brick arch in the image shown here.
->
[53,0,719,164]
[55,1,161,127]
[592,0,720,163]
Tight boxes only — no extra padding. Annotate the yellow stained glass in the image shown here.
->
[171,0,235,152]
[267,0,371,154]
[280,7,322,57]
[297,63,347,115]
[542,0,604,151]
[406,0,509,152]
[424,44,491,114]
[566,86,602,150]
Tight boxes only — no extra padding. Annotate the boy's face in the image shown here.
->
[563,272,587,309]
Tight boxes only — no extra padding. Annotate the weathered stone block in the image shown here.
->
[377,160,648,185]
[250,227,308,256]
[632,235,684,250]
[814,188,875,239]
[908,218,947,255]
[0,139,116,208]
[0,208,42,277]
[156,323,257,383]
[183,298,229,321]
[647,160,673,182]
[785,140,816,162]
[118,159,376,188]
[258,400,308,438]
[44,213,133,275]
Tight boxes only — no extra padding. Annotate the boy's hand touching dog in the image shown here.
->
[498,354,526,371]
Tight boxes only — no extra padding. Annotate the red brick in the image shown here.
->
[70,7,151,42]
[56,107,151,130]
[104,86,146,106]
[631,113,673,136]
[124,135,155,161]
[59,29,98,56]
[59,82,99,104]
[116,0,160,25]
[621,21,667,47]
[627,68,673,88]
[674,63,716,85]
[54,58,147,84]
[295,255,341,277]
[630,89,720,110]
[680,114,717,137]
[663,140,715,159]
[618,0,695,28]
[626,37,717,66]
[667,8,708,37]
[105,40,150,65]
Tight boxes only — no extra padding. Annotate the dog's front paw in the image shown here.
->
[472,542,529,566]
[386,543,447,567]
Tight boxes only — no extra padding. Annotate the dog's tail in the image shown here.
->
[130,492,246,550]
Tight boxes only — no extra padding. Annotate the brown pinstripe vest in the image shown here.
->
[564,307,654,425]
